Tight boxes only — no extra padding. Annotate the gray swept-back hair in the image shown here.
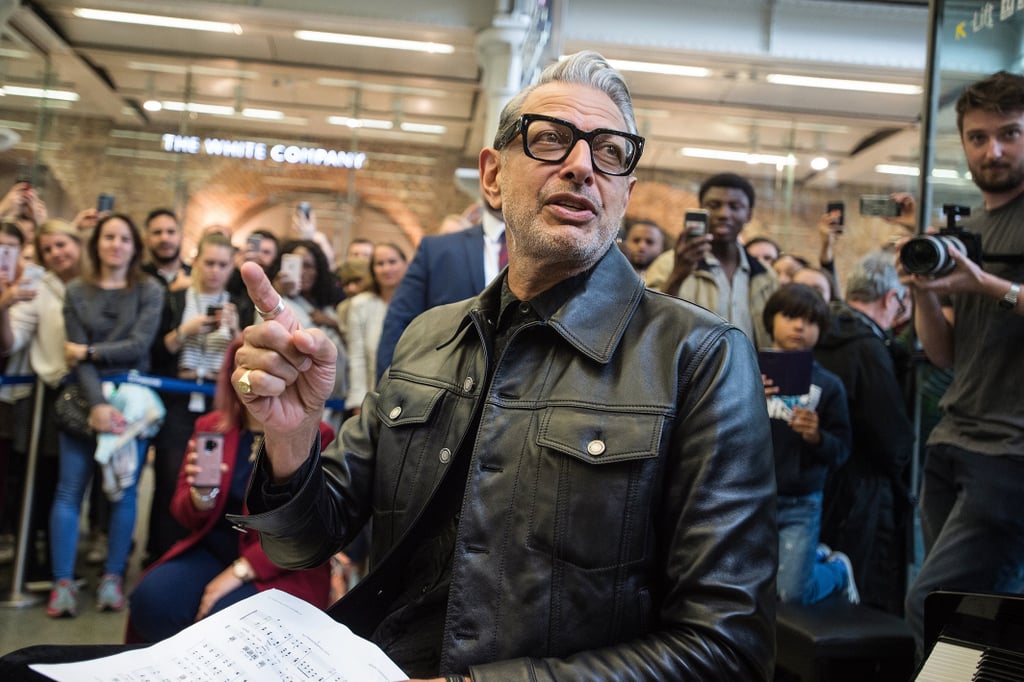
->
[845,251,906,303]
[492,51,637,148]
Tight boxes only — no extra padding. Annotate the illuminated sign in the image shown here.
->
[160,134,367,169]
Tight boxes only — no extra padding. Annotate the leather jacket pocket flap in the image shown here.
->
[538,407,664,465]
[376,381,446,427]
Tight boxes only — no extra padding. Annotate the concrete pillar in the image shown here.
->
[474,13,531,151]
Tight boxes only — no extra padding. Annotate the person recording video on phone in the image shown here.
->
[899,71,1024,657]
[146,231,244,564]
[644,172,778,349]
[127,338,333,643]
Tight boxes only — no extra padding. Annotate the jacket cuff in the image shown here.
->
[226,431,322,536]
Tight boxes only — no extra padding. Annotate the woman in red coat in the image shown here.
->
[126,338,333,642]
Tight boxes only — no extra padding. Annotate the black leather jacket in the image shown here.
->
[236,247,777,680]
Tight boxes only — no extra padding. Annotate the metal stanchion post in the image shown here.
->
[0,378,45,607]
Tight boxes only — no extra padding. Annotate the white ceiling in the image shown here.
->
[0,0,996,192]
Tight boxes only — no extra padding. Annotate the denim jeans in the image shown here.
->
[50,431,147,581]
[905,443,1024,656]
[777,491,846,604]
[129,545,258,642]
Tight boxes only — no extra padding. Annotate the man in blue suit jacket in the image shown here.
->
[375,211,505,381]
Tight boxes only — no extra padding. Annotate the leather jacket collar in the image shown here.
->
[440,245,647,365]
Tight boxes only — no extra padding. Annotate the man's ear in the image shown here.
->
[479,147,503,212]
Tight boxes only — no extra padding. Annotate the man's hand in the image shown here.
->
[168,268,191,292]
[662,232,710,294]
[884,192,918,231]
[234,262,337,481]
[898,242,986,299]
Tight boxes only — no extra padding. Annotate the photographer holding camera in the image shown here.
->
[900,71,1024,657]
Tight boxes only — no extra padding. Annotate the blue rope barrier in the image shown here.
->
[108,372,346,411]
[2,371,345,411]
[0,374,37,386]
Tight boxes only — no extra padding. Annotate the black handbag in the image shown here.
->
[54,384,93,440]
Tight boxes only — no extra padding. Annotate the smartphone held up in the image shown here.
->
[683,209,709,239]
[97,193,115,213]
[859,194,902,218]
[826,201,845,233]
[192,433,225,488]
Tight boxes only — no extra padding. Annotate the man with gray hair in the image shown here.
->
[228,51,775,681]
[813,252,914,615]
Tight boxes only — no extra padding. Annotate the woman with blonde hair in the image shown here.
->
[0,218,83,582]
[346,242,408,415]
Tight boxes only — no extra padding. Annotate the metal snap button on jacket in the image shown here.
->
[587,440,606,456]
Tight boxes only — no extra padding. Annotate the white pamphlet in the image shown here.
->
[31,589,406,681]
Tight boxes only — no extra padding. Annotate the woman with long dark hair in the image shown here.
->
[268,240,347,409]
[48,213,162,617]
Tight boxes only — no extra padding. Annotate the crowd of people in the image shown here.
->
[0,185,411,625]
[0,54,1020,681]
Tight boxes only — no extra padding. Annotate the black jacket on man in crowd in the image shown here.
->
[814,300,914,614]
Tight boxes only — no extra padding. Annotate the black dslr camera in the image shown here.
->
[900,204,982,276]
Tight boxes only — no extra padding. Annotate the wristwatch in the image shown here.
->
[86,345,95,360]
[998,282,1020,310]
[232,558,254,582]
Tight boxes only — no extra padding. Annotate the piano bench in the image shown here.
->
[775,599,915,682]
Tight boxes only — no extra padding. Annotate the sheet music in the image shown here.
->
[31,589,407,681]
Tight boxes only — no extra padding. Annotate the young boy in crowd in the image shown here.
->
[761,283,857,604]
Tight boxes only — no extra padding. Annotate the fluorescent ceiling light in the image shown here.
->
[682,147,797,166]
[0,48,30,59]
[73,8,242,34]
[317,78,448,98]
[241,108,284,120]
[295,30,454,54]
[605,59,709,78]
[766,74,922,95]
[400,122,447,134]
[327,116,394,129]
[161,101,236,116]
[2,85,79,101]
[143,100,162,112]
[875,164,964,179]
[128,62,258,79]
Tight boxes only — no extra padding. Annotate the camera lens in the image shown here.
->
[900,235,962,276]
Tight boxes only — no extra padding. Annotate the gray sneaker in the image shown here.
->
[827,550,860,604]
[96,574,125,612]
[46,579,79,618]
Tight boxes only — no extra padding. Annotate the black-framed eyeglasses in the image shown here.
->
[494,113,645,176]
